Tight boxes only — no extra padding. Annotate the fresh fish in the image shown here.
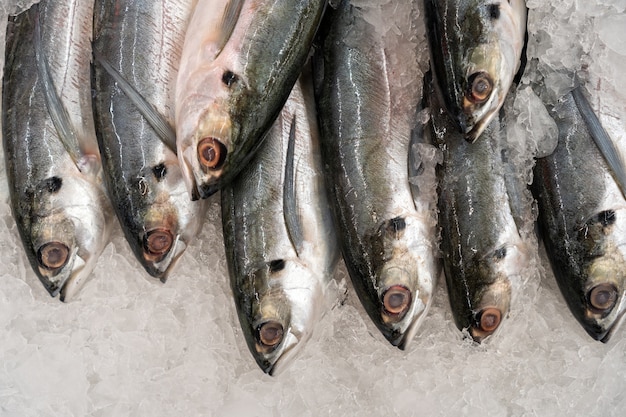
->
[424,0,527,142]
[222,72,338,375]
[92,0,207,280]
[175,0,327,199]
[314,0,441,349]
[427,75,528,342]
[3,1,112,301]
[533,88,626,342]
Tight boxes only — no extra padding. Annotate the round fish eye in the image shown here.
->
[257,321,284,348]
[588,284,618,313]
[466,72,493,104]
[197,137,227,170]
[38,242,70,271]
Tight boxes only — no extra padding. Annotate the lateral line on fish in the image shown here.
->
[572,87,626,200]
[283,114,304,257]
[215,0,244,58]
[33,4,83,168]
[92,49,177,153]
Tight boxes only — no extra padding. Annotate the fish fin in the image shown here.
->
[92,49,177,153]
[283,115,304,256]
[215,0,244,57]
[33,5,83,167]
[572,87,626,200]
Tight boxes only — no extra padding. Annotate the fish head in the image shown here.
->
[120,160,206,281]
[367,215,438,349]
[427,0,526,142]
[570,210,626,342]
[24,173,111,300]
[236,258,324,376]
[177,65,247,200]
[459,244,524,343]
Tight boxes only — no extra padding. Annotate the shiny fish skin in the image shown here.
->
[427,77,527,342]
[533,90,626,342]
[424,0,527,142]
[221,73,338,375]
[3,1,112,301]
[92,0,207,281]
[175,0,327,199]
[314,0,440,349]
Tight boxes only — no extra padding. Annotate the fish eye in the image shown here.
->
[256,321,284,348]
[143,229,174,258]
[197,137,227,170]
[466,72,493,104]
[38,242,70,271]
[588,284,618,312]
[382,285,412,317]
[477,307,501,333]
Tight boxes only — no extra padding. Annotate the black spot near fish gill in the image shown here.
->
[493,247,507,260]
[488,3,500,19]
[41,176,62,193]
[595,210,616,228]
[152,163,167,181]
[386,217,406,237]
[222,70,238,87]
[268,259,285,273]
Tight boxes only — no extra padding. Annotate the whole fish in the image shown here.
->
[175,0,327,199]
[92,0,207,280]
[427,76,528,342]
[533,88,626,342]
[222,72,338,375]
[314,0,441,349]
[423,0,527,142]
[3,1,112,301]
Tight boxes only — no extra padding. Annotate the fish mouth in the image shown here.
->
[600,307,626,343]
[256,331,300,377]
[140,233,186,281]
[58,255,90,302]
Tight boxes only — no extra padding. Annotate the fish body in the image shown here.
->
[92,0,207,280]
[221,73,338,375]
[314,0,440,349]
[533,89,626,342]
[428,77,527,342]
[3,1,112,301]
[175,0,327,199]
[424,0,527,142]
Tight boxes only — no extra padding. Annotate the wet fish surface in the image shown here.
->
[424,0,527,142]
[427,75,528,342]
[533,88,626,342]
[92,0,207,280]
[175,0,328,199]
[3,1,112,301]
[222,72,338,375]
[314,0,441,349]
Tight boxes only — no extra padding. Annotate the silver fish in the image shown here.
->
[222,71,338,375]
[533,88,626,342]
[3,1,112,301]
[427,75,528,342]
[424,0,527,142]
[314,0,441,349]
[175,0,327,199]
[92,0,207,280]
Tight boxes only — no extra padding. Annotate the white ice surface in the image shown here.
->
[1,1,626,417]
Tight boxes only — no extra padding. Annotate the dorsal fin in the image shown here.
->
[572,87,626,200]
[283,115,304,256]
[33,5,83,167]
[215,0,244,57]
[92,49,177,153]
